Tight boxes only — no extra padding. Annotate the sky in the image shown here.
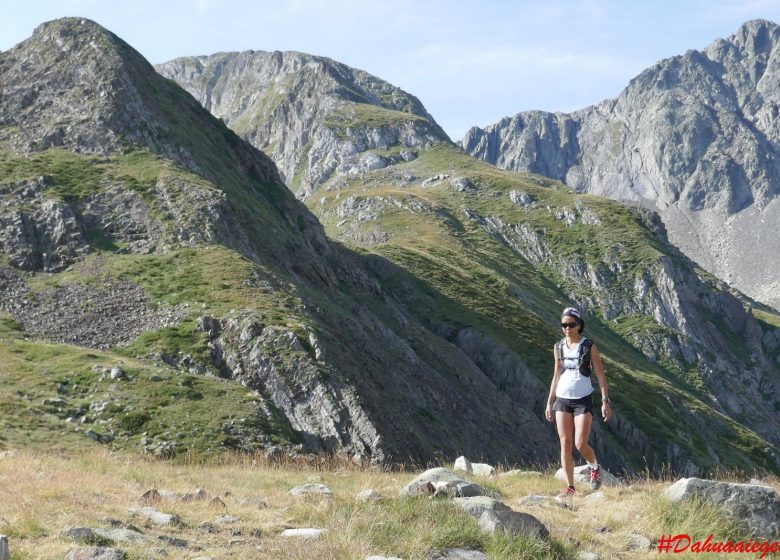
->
[4,0,780,140]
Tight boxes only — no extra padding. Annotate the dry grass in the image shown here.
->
[0,451,775,559]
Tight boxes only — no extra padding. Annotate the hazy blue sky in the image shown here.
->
[4,1,780,139]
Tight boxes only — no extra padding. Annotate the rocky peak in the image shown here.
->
[157,51,450,197]
[0,17,279,186]
[461,20,780,310]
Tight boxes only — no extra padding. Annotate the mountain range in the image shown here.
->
[0,17,779,476]
[462,19,780,312]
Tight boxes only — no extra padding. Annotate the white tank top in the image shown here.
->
[556,340,594,399]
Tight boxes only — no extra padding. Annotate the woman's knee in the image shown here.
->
[575,439,590,453]
[559,437,573,452]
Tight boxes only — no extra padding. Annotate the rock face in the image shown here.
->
[462,19,780,310]
[665,478,780,539]
[0,18,558,468]
[156,51,450,199]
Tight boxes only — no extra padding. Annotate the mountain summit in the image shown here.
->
[462,19,780,310]
[156,51,450,198]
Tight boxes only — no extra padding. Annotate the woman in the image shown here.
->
[544,307,611,499]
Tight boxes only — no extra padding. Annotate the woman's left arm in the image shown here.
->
[591,345,612,422]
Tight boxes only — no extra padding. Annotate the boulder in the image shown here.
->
[554,465,621,487]
[0,536,7,560]
[471,463,495,477]
[477,509,549,541]
[625,533,653,551]
[290,483,333,497]
[93,528,147,543]
[127,507,182,527]
[356,489,383,502]
[280,528,327,538]
[453,496,509,518]
[453,456,472,473]
[400,468,486,497]
[664,478,780,539]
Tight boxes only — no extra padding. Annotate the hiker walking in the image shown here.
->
[544,307,611,499]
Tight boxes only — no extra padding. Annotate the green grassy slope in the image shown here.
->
[308,139,780,474]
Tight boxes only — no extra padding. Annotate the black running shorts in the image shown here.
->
[552,394,593,416]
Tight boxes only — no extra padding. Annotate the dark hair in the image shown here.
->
[561,307,584,332]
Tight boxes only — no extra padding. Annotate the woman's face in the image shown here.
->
[561,318,580,334]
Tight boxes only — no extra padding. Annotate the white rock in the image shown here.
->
[470,463,494,477]
[453,456,472,473]
[281,528,327,538]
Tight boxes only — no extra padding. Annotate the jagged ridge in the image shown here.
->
[461,19,780,310]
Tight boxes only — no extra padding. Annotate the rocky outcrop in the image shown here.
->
[462,20,780,310]
[665,478,780,538]
[156,51,450,198]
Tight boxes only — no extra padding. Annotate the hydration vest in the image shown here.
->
[556,337,593,377]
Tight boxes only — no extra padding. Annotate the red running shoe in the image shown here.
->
[589,466,602,490]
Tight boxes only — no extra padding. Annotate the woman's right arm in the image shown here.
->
[545,347,560,422]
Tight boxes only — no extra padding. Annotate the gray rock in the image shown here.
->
[356,489,383,502]
[664,478,780,538]
[477,509,549,541]
[64,548,126,560]
[62,528,102,542]
[453,496,510,518]
[454,483,486,498]
[215,515,241,525]
[626,533,653,551]
[127,507,183,527]
[280,528,327,538]
[516,495,555,507]
[0,536,7,560]
[238,497,268,509]
[401,468,462,496]
[139,489,161,504]
[197,522,218,534]
[430,549,488,560]
[157,535,187,548]
[290,483,333,497]
[93,528,147,543]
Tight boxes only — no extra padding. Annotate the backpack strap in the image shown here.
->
[555,338,566,363]
[578,338,593,376]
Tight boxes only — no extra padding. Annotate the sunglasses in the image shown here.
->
[561,322,578,328]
